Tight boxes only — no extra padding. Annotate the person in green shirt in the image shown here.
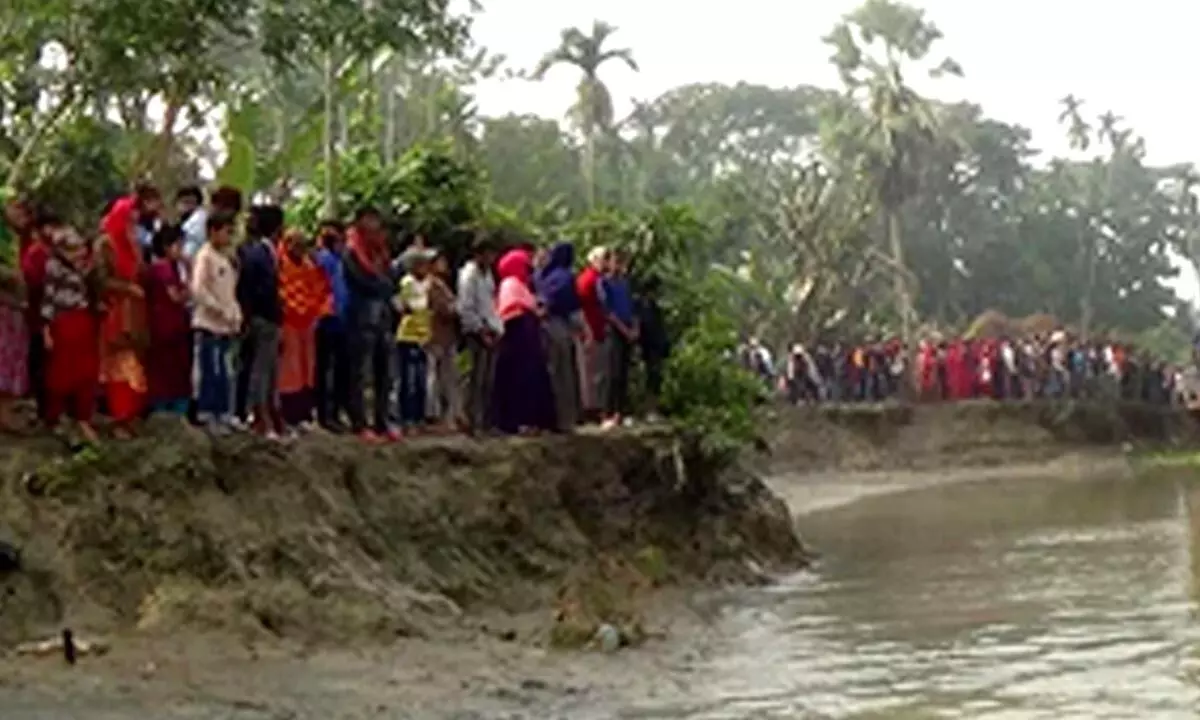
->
[393,245,437,430]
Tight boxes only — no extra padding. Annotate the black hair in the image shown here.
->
[317,219,345,249]
[206,210,235,235]
[33,205,63,229]
[354,206,382,223]
[152,224,183,258]
[134,181,161,203]
[247,205,285,240]
[175,185,203,205]
[210,186,244,214]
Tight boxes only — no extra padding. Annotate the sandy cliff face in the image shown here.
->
[0,422,807,649]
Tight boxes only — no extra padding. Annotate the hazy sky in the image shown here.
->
[470,0,1200,299]
[471,0,1195,166]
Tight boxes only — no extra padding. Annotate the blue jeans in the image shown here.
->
[195,331,232,419]
[396,342,428,427]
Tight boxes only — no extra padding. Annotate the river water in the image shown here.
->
[608,468,1200,719]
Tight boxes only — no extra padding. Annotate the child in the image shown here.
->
[393,245,436,431]
[41,222,100,443]
[425,251,460,432]
[145,225,191,416]
[276,228,329,430]
[190,212,242,432]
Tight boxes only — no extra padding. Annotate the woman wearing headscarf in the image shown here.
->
[490,249,556,434]
[276,228,330,430]
[535,241,582,431]
[97,195,149,436]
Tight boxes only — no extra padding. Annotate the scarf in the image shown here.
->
[496,249,537,321]
[278,248,331,329]
[101,196,140,282]
[346,226,389,276]
[534,241,580,318]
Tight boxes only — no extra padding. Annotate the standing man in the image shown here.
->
[575,246,610,423]
[236,205,286,438]
[457,235,501,434]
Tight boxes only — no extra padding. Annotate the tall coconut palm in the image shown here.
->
[533,20,638,209]
[824,0,961,362]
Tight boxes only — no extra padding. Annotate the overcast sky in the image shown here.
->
[469,0,1200,300]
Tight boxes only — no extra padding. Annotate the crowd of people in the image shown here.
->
[0,184,671,444]
[742,332,1185,406]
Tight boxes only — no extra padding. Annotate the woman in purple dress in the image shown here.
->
[490,249,557,434]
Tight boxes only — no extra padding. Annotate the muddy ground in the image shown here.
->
[0,401,1190,718]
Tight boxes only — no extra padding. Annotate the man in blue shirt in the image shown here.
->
[313,220,351,431]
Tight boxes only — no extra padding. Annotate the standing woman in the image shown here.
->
[97,196,149,437]
[535,241,582,431]
[490,249,556,435]
[144,225,192,416]
[11,200,47,421]
[276,228,330,430]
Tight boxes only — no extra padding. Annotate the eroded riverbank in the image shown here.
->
[2,402,1196,718]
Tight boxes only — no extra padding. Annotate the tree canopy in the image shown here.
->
[1,0,1196,359]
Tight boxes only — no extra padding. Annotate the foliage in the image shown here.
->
[6,0,1200,446]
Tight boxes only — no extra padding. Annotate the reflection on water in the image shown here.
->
[622,470,1200,719]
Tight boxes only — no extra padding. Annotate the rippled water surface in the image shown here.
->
[619,471,1200,719]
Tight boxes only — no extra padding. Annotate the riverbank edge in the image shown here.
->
[0,419,809,653]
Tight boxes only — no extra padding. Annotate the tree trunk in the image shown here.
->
[5,94,78,192]
[584,129,596,210]
[887,208,916,397]
[322,46,338,218]
[1080,229,1096,343]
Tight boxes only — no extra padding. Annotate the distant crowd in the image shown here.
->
[0,184,671,444]
[739,332,1184,406]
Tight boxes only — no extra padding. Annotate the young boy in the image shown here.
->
[393,245,437,430]
[190,212,242,433]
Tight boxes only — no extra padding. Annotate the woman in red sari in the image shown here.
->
[145,225,191,416]
[97,196,149,436]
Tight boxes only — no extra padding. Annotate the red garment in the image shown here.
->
[99,195,147,422]
[918,342,937,395]
[19,239,48,332]
[346,226,389,275]
[976,340,996,398]
[145,259,192,404]
[946,341,967,399]
[575,266,606,341]
[45,308,99,425]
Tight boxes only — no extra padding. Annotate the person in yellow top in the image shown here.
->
[393,245,437,429]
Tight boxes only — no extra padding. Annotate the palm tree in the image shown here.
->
[824,0,961,363]
[533,20,638,209]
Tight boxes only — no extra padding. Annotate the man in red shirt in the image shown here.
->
[575,246,611,421]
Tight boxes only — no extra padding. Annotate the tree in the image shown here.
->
[823,0,962,349]
[533,20,638,209]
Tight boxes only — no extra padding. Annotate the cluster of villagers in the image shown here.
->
[748,313,1185,406]
[0,185,671,444]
